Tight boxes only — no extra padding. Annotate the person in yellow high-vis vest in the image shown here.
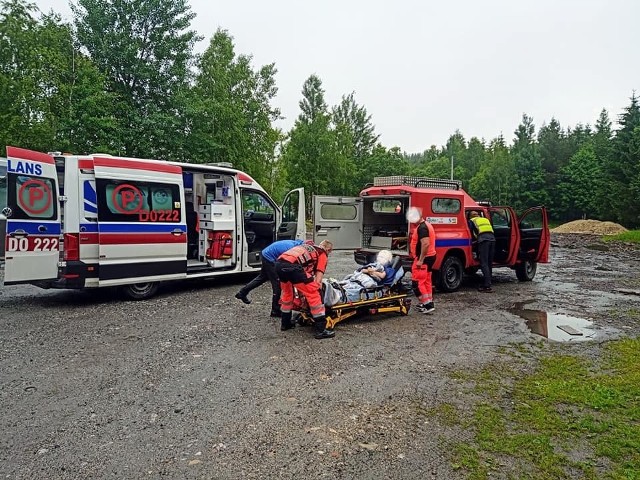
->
[469,211,496,292]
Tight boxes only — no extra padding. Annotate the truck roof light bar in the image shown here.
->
[373,176,462,190]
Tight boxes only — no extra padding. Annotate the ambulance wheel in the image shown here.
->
[438,255,464,292]
[515,260,537,282]
[122,282,159,300]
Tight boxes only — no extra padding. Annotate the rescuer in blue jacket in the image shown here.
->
[235,239,307,316]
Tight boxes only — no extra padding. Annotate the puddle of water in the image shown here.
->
[508,303,597,342]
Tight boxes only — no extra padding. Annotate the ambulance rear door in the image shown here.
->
[312,195,362,249]
[92,156,187,286]
[3,147,61,284]
[277,187,306,240]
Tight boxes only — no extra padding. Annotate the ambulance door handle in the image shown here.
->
[10,229,28,237]
[171,229,185,236]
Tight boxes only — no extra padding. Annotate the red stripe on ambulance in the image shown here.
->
[99,233,185,245]
[93,157,181,174]
[7,146,54,164]
[79,233,99,244]
[78,159,94,169]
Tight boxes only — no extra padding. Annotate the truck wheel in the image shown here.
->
[438,255,464,292]
[121,282,159,300]
[515,260,537,281]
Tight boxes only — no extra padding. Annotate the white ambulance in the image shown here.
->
[1,146,305,299]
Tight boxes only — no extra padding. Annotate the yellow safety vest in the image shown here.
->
[471,216,494,234]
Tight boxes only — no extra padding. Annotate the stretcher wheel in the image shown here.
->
[400,298,411,315]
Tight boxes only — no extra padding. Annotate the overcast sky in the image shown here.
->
[37,0,639,153]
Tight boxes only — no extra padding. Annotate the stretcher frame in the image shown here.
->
[296,277,412,329]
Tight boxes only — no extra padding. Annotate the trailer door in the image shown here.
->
[313,195,362,249]
[92,156,188,286]
[3,147,61,284]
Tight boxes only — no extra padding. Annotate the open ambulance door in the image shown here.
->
[518,206,550,263]
[92,156,188,293]
[312,195,362,250]
[277,187,306,241]
[487,206,520,266]
[3,147,61,285]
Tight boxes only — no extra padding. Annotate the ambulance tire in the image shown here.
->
[121,282,159,300]
[515,260,537,282]
[437,255,464,292]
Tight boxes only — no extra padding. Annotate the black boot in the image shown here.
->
[281,311,295,331]
[313,317,335,339]
[270,294,282,317]
[235,291,251,304]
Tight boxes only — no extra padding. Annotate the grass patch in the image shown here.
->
[420,403,462,426]
[437,338,640,479]
[603,230,640,244]
[609,307,640,321]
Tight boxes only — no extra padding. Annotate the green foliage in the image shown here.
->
[281,75,338,213]
[511,114,550,211]
[186,29,281,189]
[72,0,201,157]
[332,92,379,162]
[469,135,516,205]
[600,93,640,227]
[557,143,601,218]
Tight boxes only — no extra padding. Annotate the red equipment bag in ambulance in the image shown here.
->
[206,231,233,260]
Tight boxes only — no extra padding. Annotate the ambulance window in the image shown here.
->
[97,179,181,223]
[104,184,149,214]
[281,190,299,223]
[242,191,275,218]
[320,204,357,220]
[7,174,57,220]
[432,198,460,214]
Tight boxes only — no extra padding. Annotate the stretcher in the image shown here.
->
[294,257,412,329]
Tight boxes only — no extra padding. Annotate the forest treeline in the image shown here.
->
[1,0,639,226]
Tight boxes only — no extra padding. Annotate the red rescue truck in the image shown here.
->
[313,176,550,292]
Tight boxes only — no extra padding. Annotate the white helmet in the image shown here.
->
[406,207,422,224]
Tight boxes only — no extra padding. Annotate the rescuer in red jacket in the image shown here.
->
[407,207,437,313]
[275,240,335,339]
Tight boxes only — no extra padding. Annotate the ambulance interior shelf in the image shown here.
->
[198,203,235,266]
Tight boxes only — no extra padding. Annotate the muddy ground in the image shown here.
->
[1,233,639,479]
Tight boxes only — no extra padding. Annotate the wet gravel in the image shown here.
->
[1,233,639,479]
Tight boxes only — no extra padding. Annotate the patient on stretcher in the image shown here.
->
[323,250,401,306]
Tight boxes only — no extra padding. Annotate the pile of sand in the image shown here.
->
[551,219,628,235]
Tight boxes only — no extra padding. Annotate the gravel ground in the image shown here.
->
[1,233,639,479]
